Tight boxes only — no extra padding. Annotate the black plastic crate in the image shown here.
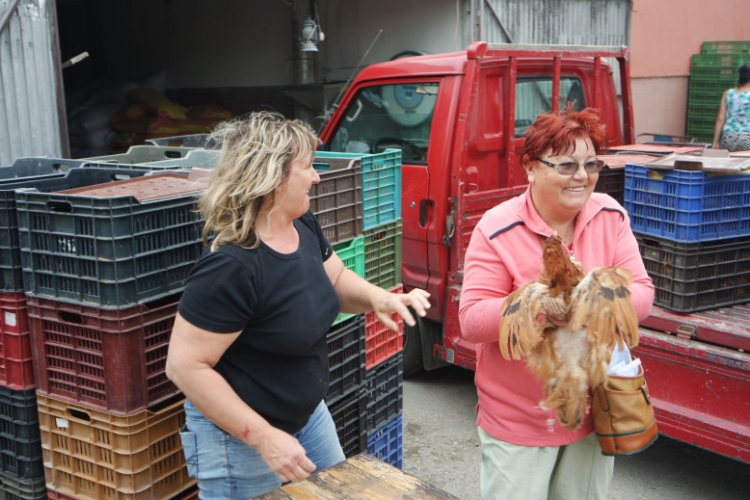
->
[0,473,47,500]
[328,388,367,459]
[635,232,750,313]
[325,315,366,407]
[365,352,403,433]
[0,387,43,483]
[1,168,151,292]
[15,174,205,309]
[594,166,624,204]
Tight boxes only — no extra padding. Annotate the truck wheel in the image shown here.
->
[403,319,424,377]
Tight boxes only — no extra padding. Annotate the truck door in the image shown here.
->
[321,79,444,295]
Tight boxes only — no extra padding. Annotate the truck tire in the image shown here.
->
[403,319,424,377]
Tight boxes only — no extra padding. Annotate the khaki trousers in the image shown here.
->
[478,427,614,500]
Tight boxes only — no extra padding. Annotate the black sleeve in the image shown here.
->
[178,250,258,333]
[300,210,334,262]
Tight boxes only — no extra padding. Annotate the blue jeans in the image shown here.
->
[180,399,346,500]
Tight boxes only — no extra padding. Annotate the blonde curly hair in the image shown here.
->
[200,111,317,251]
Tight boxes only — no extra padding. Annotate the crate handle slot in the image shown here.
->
[640,237,663,248]
[314,162,331,171]
[164,150,185,159]
[647,170,664,180]
[67,407,92,422]
[371,231,386,241]
[59,311,84,324]
[48,201,73,213]
[113,173,136,181]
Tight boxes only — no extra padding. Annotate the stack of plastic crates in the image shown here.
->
[9,169,206,500]
[624,163,750,313]
[314,150,405,467]
[1,159,171,500]
[686,41,750,143]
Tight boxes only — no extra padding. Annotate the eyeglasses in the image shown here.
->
[535,157,605,175]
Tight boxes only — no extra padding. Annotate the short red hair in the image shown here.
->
[521,106,609,168]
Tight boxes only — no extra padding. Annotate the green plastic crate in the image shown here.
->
[701,41,750,55]
[363,220,402,290]
[690,66,740,82]
[691,53,750,68]
[332,237,365,325]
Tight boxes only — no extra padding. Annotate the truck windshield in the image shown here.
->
[327,82,438,164]
[515,76,585,137]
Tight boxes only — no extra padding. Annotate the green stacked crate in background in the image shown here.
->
[686,42,750,143]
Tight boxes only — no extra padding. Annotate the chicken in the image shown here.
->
[499,235,639,431]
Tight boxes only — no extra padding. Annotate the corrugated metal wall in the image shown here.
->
[468,0,631,46]
[0,0,64,165]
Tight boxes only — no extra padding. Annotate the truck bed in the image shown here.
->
[635,303,750,465]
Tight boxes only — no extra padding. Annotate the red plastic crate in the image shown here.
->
[364,284,404,369]
[0,292,35,389]
[27,295,182,414]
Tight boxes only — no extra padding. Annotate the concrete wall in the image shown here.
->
[630,0,750,138]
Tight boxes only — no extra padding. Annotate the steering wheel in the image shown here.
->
[373,138,425,162]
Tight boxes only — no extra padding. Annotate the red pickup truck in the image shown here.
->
[318,42,750,465]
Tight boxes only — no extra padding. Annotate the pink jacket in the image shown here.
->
[458,187,654,446]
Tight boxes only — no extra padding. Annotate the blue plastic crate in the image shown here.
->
[366,414,403,469]
[624,164,750,242]
[316,150,402,229]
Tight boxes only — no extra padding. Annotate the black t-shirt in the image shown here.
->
[178,211,340,433]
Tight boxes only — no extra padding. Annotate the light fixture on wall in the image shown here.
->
[300,14,324,52]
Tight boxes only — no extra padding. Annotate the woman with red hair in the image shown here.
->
[459,107,654,499]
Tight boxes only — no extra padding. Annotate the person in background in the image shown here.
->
[458,106,654,500]
[166,111,430,500]
[713,64,750,151]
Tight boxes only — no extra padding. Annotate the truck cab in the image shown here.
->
[319,42,634,372]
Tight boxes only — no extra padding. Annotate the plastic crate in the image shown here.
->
[325,315,366,407]
[316,150,402,229]
[145,134,215,149]
[331,237,365,325]
[328,388,367,459]
[691,53,750,68]
[82,145,198,165]
[365,352,403,433]
[0,158,88,182]
[0,292,34,389]
[46,484,199,500]
[145,149,218,170]
[624,164,750,242]
[687,104,723,123]
[310,157,363,245]
[594,166,624,204]
[37,394,195,500]
[0,387,43,483]
[701,41,750,54]
[363,220,402,290]
[27,294,182,415]
[1,168,151,292]
[690,66,741,82]
[635,233,750,313]
[364,285,404,370]
[15,173,205,309]
[686,89,724,107]
[366,414,403,469]
[0,474,47,500]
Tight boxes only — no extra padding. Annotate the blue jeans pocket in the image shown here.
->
[179,424,199,478]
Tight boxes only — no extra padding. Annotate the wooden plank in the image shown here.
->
[254,454,462,500]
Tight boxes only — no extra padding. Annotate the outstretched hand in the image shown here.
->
[373,288,431,331]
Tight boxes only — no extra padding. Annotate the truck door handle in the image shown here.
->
[419,200,429,227]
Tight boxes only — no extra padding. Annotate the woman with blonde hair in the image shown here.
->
[166,111,430,500]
